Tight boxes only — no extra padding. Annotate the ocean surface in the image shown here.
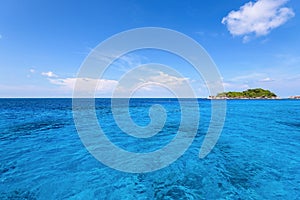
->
[0,98,299,199]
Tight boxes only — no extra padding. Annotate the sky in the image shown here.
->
[0,0,299,98]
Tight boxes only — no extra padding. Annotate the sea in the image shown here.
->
[0,98,299,199]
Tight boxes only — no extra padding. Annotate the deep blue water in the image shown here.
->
[0,98,299,199]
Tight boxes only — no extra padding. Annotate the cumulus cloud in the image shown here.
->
[41,71,58,78]
[47,73,192,97]
[131,71,191,97]
[113,66,196,98]
[29,69,35,73]
[222,0,295,42]
[142,71,189,86]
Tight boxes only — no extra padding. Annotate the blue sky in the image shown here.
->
[0,0,299,97]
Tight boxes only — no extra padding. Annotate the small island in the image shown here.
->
[209,88,278,99]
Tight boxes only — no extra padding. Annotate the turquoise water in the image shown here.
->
[0,98,299,199]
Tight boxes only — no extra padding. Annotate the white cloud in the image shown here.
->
[133,71,191,97]
[91,51,147,72]
[42,65,196,97]
[143,71,189,86]
[222,0,295,42]
[0,84,67,98]
[131,84,178,98]
[222,82,250,91]
[222,72,276,91]
[49,77,118,93]
[41,71,58,78]
[29,69,35,73]
[259,77,274,82]
[113,66,197,98]
[230,73,264,82]
[47,73,192,97]
[229,73,275,83]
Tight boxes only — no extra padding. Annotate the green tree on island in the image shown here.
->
[216,88,277,99]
